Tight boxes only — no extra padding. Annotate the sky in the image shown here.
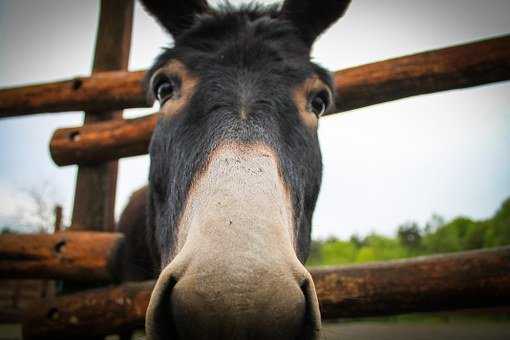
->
[0,0,509,239]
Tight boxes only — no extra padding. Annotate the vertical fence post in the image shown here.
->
[71,0,134,232]
[54,205,63,233]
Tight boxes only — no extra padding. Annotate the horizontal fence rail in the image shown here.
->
[51,114,159,166]
[334,34,510,112]
[46,35,510,166]
[0,232,122,283]
[0,71,147,118]
[14,245,510,339]
[51,113,158,165]
[1,35,509,119]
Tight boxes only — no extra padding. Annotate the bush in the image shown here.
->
[307,197,510,267]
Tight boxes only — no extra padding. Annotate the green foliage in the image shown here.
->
[421,217,475,254]
[307,239,357,266]
[307,197,510,267]
[484,197,510,247]
[0,227,18,235]
[463,221,487,249]
[355,234,408,263]
[397,222,422,249]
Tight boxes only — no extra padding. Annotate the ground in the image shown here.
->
[1,321,510,340]
[321,322,510,340]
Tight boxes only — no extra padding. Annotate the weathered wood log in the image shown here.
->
[23,281,154,339]
[50,114,159,166]
[315,246,510,319]
[333,34,510,113]
[21,247,510,339]
[48,35,510,166]
[0,232,123,283]
[0,70,147,118]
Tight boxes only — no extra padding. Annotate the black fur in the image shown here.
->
[118,0,349,279]
[280,0,351,47]
[140,0,209,36]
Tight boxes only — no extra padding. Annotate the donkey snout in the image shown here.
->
[146,261,321,340]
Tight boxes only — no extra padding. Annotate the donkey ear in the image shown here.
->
[140,0,209,37]
[280,0,351,47]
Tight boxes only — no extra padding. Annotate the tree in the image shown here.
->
[422,217,475,253]
[350,234,365,248]
[1,183,61,234]
[306,240,324,266]
[484,197,510,247]
[306,197,510,267]
[424,214,445,233]
[397,222,422,249]
[464,221,487,249]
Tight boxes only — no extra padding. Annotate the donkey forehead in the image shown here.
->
[149,11,315,77]
[177,11,307,55]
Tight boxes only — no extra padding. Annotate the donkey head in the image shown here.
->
[141,0,350,339]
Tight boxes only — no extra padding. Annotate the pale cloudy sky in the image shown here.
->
[0,0,509,239]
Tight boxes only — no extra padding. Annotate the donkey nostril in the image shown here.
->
[146,275,179,340]
[300,275,322,340]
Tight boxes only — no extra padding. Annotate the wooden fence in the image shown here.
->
[1,232,509,338]
[0,0,509,338]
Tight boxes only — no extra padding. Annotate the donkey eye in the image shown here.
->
[155,80,175,104]
[310,91,329,117]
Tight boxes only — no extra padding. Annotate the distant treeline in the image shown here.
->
[307,197,510,267]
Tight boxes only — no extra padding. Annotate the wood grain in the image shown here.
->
[331,34,510,113]
[0,70,146,118]
[23,281,153,339]
[314,247,510,319]
[0,232,123,283]
[50,114,159,166]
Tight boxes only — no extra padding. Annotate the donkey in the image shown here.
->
[116,0,351,339]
